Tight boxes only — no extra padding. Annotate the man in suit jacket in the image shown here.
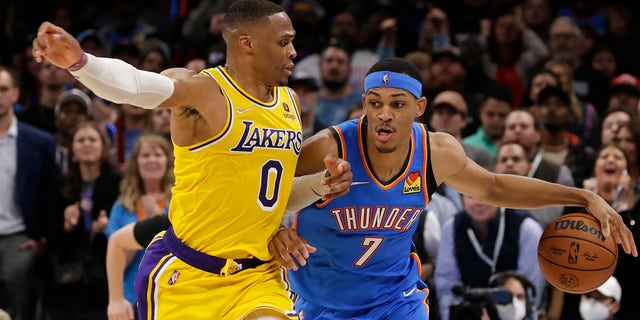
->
[0,66,58,320]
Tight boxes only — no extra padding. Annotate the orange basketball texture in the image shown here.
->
[537,213,618,294]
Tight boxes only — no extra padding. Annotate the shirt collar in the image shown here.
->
[7,116,18,138]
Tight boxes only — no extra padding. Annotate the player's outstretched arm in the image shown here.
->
[430,132,637,256]
[33,21,191,110]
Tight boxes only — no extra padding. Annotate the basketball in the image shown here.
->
[537,213,618,294]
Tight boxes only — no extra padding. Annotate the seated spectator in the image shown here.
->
[579,276,622,320]
[435,192,543,319]
[105,134,173,319]
[489,270,538,320]
[463,84,513,158]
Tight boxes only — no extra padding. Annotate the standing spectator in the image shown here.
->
[463,84,513,158]
[314,43,362,128]
[545,59,600,147]
[607,73,640,118]
[483,4,548,107]
[53,88,92,174]
[18,60,72,133]
[537,85,596,187]
[435,190,544,320]
[106,134,173,320]
[548,16,609,114]
[521,0,555,43]
[44,122,121,320]
[0,66,58,320]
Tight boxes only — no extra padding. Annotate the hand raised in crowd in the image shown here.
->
[91,210,109,233]
[140,195,163,219]
[63,202,80,232]
[268,228,316,271]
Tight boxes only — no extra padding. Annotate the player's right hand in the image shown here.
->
[33,21,84,69]
[268,228,316,271]
[107,297,135,320]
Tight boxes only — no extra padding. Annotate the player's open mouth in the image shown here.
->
[375,126,394,141]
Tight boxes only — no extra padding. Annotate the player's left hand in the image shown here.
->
[320,154,352,201]
[586,191,637,256]
[268,228,316,271]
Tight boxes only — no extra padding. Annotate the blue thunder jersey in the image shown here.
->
[290,117,437,310]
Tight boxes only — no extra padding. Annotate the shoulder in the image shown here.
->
[18,121,54,144]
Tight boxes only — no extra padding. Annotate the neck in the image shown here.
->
[143,181,163,194]
[0,111,13,138]
[41,85,66,109]
[320,85,351,100]
[541,129,567,150]
[125,115,147,130]
[79,162,101,182]
[367,139,410,183]
[224,63,273,102]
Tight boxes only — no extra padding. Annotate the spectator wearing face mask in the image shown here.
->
[579,276,621,320]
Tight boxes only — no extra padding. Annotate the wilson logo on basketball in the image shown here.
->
[403,172,421,194]
[554,219,606,242]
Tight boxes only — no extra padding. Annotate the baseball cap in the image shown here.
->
[610,73,640,97]
[432,90,467,115]
[596,276,621,301]
[55,88,92,117]
[537,85,571,107]
[289,70,319,90]
[431,46,464,65]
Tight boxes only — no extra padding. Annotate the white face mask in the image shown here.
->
[496,297,526,320]
[579,298,612,320]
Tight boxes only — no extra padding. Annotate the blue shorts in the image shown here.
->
[294,282,429,320]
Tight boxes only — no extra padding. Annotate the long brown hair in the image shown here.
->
[118,134,174,212]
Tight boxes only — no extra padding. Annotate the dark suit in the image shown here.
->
[0,121,58,320]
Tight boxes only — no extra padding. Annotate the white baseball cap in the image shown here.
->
[596,276,622,302]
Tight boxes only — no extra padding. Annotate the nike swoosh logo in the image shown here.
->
[351,182,370,185]
[236,107,253,114]
[402,287,417,297]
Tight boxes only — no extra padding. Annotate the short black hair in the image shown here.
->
[366,57,422,84]
[223,0,284,29]
[484,83,513,106]
[538,85,571,107]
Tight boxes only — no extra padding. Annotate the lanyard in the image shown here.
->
[467,207,506,274]
[528,153,542,177]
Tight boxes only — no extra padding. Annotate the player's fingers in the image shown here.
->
[269,238,295,270]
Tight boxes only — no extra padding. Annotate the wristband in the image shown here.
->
[66,52,88,71]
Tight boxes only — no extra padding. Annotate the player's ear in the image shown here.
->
[415,97,427,117]
[239,35,253,52]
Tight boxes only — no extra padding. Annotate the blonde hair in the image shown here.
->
[119,134,174,212]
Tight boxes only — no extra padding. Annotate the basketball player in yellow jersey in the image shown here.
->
[33,1,352,319]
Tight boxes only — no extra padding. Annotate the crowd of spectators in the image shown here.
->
[1,0,640,319]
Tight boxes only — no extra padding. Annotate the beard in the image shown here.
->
[543,122,565,133]
[322,79,349,92]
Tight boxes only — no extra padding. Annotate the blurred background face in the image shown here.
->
[549,21,580,63]
[319,47,350,90]
[540,96,571,130]
[503,111,540,151]
[38,60,71,88]
[463,195,499,223]
[594,145,627,187]
[480,98,511,140]
[613,126,637,166]
[523,0,552,28]
[55,102,89,136]
[72,125,104,164]
[529,72,559,104]
[608,92,639,116]
[495,143,531,176]
[137,142,169,182]
[0,70,19,118]
[547,64,572,93]
[429,104,466,135]
[601,111,630,145]
[591,49,617,78]
[152,109,171,137]
[494,13,518,44]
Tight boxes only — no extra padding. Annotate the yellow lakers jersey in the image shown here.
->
[169,66,302,261]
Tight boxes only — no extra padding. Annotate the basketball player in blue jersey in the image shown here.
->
[33,1,353,319]
[269,58,637,319]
